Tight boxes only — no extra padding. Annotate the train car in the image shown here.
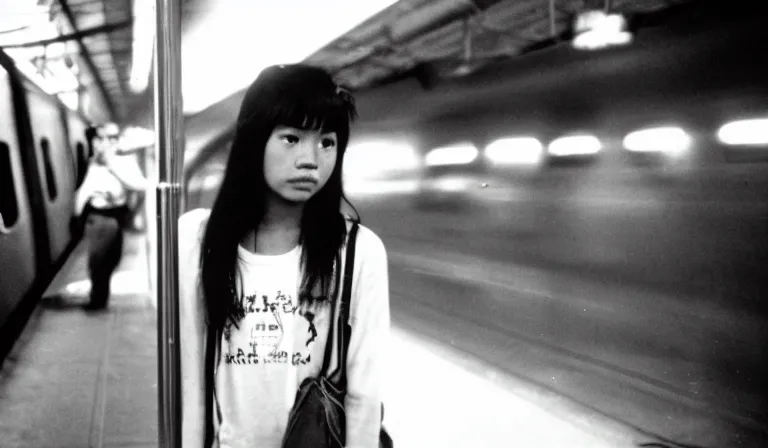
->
[0,50,89,361]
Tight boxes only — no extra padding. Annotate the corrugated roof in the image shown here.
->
[306,0,696,89]
[0,0,701,126]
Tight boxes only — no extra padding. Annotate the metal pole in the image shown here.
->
[154,0,183,447]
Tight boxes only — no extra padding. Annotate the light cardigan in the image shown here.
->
[178,209,390,448]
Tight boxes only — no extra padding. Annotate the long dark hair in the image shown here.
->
[199,64,359,333]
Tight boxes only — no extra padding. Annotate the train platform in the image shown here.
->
[0,231,645,448]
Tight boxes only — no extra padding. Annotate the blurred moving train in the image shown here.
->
[0,50,90,361]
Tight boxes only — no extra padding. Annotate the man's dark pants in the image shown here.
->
[82,204,129,309]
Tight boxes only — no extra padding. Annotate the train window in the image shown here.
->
[0,141,19,229]
[76,141,85,163]
[40,137,58,200]
[75,141,87,188]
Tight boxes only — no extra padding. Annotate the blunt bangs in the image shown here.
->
[236,64,357,148]
[275,89,355,137]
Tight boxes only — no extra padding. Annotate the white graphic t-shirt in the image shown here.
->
[215,243,325,448]
[178,208,390,448]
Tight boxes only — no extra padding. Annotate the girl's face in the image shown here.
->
[263,125,339,203]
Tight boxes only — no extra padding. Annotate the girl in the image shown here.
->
[178,64,390,448]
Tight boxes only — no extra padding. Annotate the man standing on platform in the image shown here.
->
[74,123,149,310]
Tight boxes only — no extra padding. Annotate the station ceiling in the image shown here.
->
[1,0,697,123]
[7,0,751,176]
[305,0,694,90]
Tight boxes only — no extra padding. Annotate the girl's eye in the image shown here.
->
[321,138,337,149]
[281,134,299,145]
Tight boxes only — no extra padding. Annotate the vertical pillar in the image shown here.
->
[154,0,184,446]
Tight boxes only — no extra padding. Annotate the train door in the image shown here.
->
[24,82,76,263]
[0,65,37,327]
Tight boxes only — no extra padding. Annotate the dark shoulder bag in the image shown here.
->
[282,222,393,448]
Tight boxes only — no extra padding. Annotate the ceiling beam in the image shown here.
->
[0,20,132,49]
[57,0,117,120]
[0,26,29,36]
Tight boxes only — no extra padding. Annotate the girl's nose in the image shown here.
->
[295,143,318,169]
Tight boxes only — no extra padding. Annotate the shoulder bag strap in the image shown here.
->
[320,221,359,380]
[318,255,342,376]
[203,324,219,448]
[328,221,358,387]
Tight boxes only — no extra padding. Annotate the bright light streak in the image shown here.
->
[484,137,544,165]
[181,0,399,113]
[548,135,602,156]
[343,141,419,179]
[717,118,768,146]
[425,144,478,167]
[623,126,692,154]
[129,0,155,93]
[429,175,474,192]
[345,179,419,197]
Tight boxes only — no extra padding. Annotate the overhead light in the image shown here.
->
[572,10,632,51]
[452,63,474,76]
[717,118,768,146]
[573,29,632,50]
[484,137,544,165]
[623,126,692,154]
[548,135,602,156]
[425,143,479,167]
